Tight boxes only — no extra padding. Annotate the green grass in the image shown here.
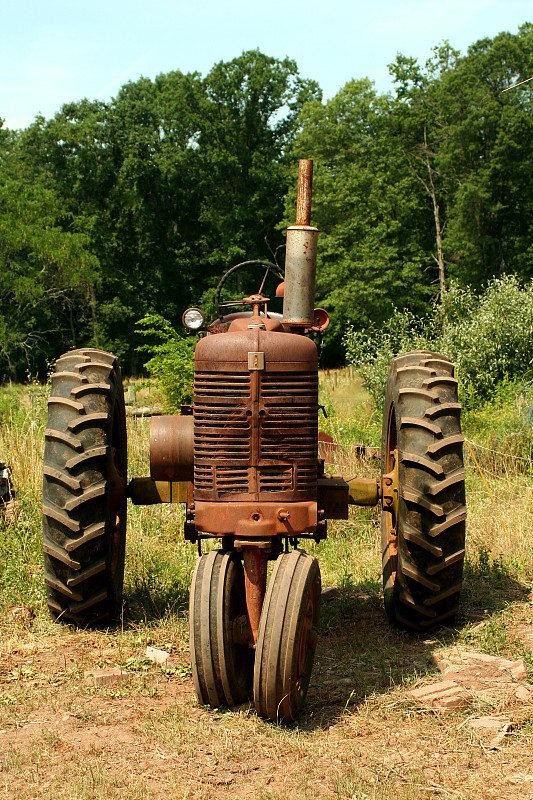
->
[1,373,533,799]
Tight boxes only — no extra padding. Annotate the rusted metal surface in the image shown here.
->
[318,431,345,463]
[317,476,349,520]
[242,545,268,644]
[194,500,317,536]
[295,159,313,227]
[128,477,188,505]
[382,446,399,521]
[193,327,318,518]
[193,367,317,502]
[194,325,317,369]
[309,308,330,333]
[283,158,318,328]
[207,311,284,335]
[150,415,194,481]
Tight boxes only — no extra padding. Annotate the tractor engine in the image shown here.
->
[192,314,319,541]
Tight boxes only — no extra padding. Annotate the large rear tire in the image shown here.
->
[253,550,321,722]
[381,351,466,630]
[42,348,127,626]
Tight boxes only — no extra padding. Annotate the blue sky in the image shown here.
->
[1,0,531,129]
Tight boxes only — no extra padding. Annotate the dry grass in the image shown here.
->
[0,373,532,799]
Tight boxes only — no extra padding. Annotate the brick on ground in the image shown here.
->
[435,647,527,690]
[408,679,469,710]
[84,667,128,687]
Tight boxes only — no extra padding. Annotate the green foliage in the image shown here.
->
[285,79,434,362]
[343,310,434,406]
[344,276,533,409]
[4,26,533,375]
[0,158,100,376]
[8,52,318,377]
[136,313,195,411]
[442,276,533,401]
[296,24,533,362]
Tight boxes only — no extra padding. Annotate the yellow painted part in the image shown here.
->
[347,477,380,507]
[129,477,187,505]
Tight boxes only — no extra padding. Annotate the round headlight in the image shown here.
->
[182,307,205,331]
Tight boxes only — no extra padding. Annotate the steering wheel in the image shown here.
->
[214,260,284,318]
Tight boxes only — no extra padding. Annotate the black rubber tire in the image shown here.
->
[189,549,252,708]
[381,350,466,630]
[253,550,321,722]
[42,348,127,626]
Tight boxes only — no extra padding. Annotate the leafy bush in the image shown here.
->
[136,314,195,411]
[343,309,434,407]
[344,275,533,408]
[442,277,533,403]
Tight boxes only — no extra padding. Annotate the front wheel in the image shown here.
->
[253,550,321,722]
[189,550,252,708]
[381,351,466,630]
[42,348,127,626]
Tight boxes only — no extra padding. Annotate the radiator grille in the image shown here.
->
[194,370,317,500]
[194,372,250,494]
[259,373,317,493]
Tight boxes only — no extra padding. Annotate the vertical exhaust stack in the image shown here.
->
[283,159,319,328]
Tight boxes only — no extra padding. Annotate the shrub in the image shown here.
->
[442,276,533,402]
[136,314,195,411]
[343,275,533,409]
[343,309,435,407]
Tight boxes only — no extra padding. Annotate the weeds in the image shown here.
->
[0,374,532,798]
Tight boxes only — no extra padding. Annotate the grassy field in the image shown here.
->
[1,371,533,799]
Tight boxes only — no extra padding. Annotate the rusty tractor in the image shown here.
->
[42,160,466,721]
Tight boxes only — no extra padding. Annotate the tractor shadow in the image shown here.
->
[301,561,530,730]
[119,553,529,731]
[122,579,190,624]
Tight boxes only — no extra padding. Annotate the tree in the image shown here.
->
[195,51,321,290]
[0,125,100,376]
[390,26,533,289]
[438,25,533,286]
[13,52,320,373]
[389,41,461,298]
[287,79,434,361]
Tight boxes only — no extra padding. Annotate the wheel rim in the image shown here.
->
[296,591,318,695]
[383,405,399,588]
[224,556,250,698]
[108,396,127,589]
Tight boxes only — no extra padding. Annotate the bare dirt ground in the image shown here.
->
[2,592,533,800]
[2,375,533,798]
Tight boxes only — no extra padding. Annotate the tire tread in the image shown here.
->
[381,351,466,630]
[42,349,127,626]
